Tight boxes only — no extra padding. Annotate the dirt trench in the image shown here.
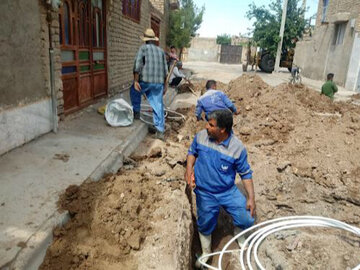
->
[40,75,360,269]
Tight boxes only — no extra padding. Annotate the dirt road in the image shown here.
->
[40,72,360,269]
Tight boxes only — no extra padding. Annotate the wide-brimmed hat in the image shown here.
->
[141,28,159,42]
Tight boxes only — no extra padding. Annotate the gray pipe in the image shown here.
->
[49,47,58,133]
[47,9,58,133]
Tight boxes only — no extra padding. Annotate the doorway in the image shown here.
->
[59,0,107,114]
[151,16,161,46]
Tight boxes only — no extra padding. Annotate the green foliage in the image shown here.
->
[246,0,306,57]
[216,34,232,45]
[167,0,205,49]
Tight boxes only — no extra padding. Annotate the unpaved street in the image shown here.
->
[39,65,360,269]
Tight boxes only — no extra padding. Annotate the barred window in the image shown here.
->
[321,0,329,23]
[334,22,347,46]
[122,0,141,22]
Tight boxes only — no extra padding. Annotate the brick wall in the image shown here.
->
[107,0,169,96]
[38,1,64,118]
[316,0,360,29]
[296,0,360,87]
[38,0,170,116]
[150,0,165,13]
[150,0,169,49]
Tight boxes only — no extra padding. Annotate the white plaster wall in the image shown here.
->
[294,25,332,82]
[345,33,360,91]
[187,37,220,62]
[0,99,52,155]
[295,22,356,87]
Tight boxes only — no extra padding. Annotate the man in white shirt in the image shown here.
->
[169,61,187,87]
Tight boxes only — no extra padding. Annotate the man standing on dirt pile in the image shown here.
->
[321,73,338,100]
[130,28,168,140]
[185,109,256,268]
[195,80,239,121]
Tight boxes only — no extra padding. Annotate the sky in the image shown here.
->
[193,0,319,38]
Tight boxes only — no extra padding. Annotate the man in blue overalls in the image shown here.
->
[185,109,256,268]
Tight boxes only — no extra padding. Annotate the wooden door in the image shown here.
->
[59,0,107,114]
[151,16,160,46]
[220,45,243,64]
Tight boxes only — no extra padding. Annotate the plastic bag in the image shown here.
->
[105,98,133,127]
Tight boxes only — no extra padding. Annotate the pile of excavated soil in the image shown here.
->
[40,74,360,269]
[179,74,360,269]
[219,74,360,269]
[40,128,193,269]
[178,80,228,95]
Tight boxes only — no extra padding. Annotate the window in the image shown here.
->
[321,0,329,23]
[59,0,75,46]
[92,9,104,47]
[79,2,89,46]
[334,23,347,45]
[122,0,141,22]
[64,2,71,44]
[92,0,105,48]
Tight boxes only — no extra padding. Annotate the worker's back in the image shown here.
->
[195,90,236,120]
[134,43,168,84]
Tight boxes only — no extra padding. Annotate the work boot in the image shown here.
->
[133,111,140,120]
[195,233,211,269]
[148,125,157,134]
[234,226,247,249]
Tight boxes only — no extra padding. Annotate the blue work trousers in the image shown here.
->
[130,81,165,133]
[195,185,255,235]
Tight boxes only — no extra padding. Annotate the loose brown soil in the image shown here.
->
[40,75,360,269]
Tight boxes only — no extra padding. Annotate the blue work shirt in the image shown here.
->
[188,130,252,193]
[195,90,237,120]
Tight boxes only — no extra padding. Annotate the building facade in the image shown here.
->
[294,0,360,92]
[0,0,177,155]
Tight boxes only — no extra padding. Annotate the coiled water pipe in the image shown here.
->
[197,216,360,270]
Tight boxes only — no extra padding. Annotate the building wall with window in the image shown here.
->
[107,0,171,95]
[0,0,173,155]
[294,0,360,91]
[150,0,170,49]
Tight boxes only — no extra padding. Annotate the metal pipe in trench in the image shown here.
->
[47,8,58,133]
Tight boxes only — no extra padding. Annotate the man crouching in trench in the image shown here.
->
[185,109,256,268]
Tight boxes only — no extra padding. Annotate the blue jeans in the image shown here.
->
[195,185,255,235]
[130,81,165,133]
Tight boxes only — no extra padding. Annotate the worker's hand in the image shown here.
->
[134,81,141,91]
[234,111,240,115]
[190,172,195,188]
[185,170,196,188]
[246,197,256,217]
[163,85,167,96]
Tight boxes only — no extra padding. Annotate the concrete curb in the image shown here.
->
[6,89,177,270]
[4,212,69,270]
[88,122,148,181]
[6,124,148,270]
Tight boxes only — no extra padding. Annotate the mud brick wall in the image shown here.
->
[150,0,169,49]
[316,0,360,32]
[107,0,169,96]
[39,2,64,117]
[36,0,171,114]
